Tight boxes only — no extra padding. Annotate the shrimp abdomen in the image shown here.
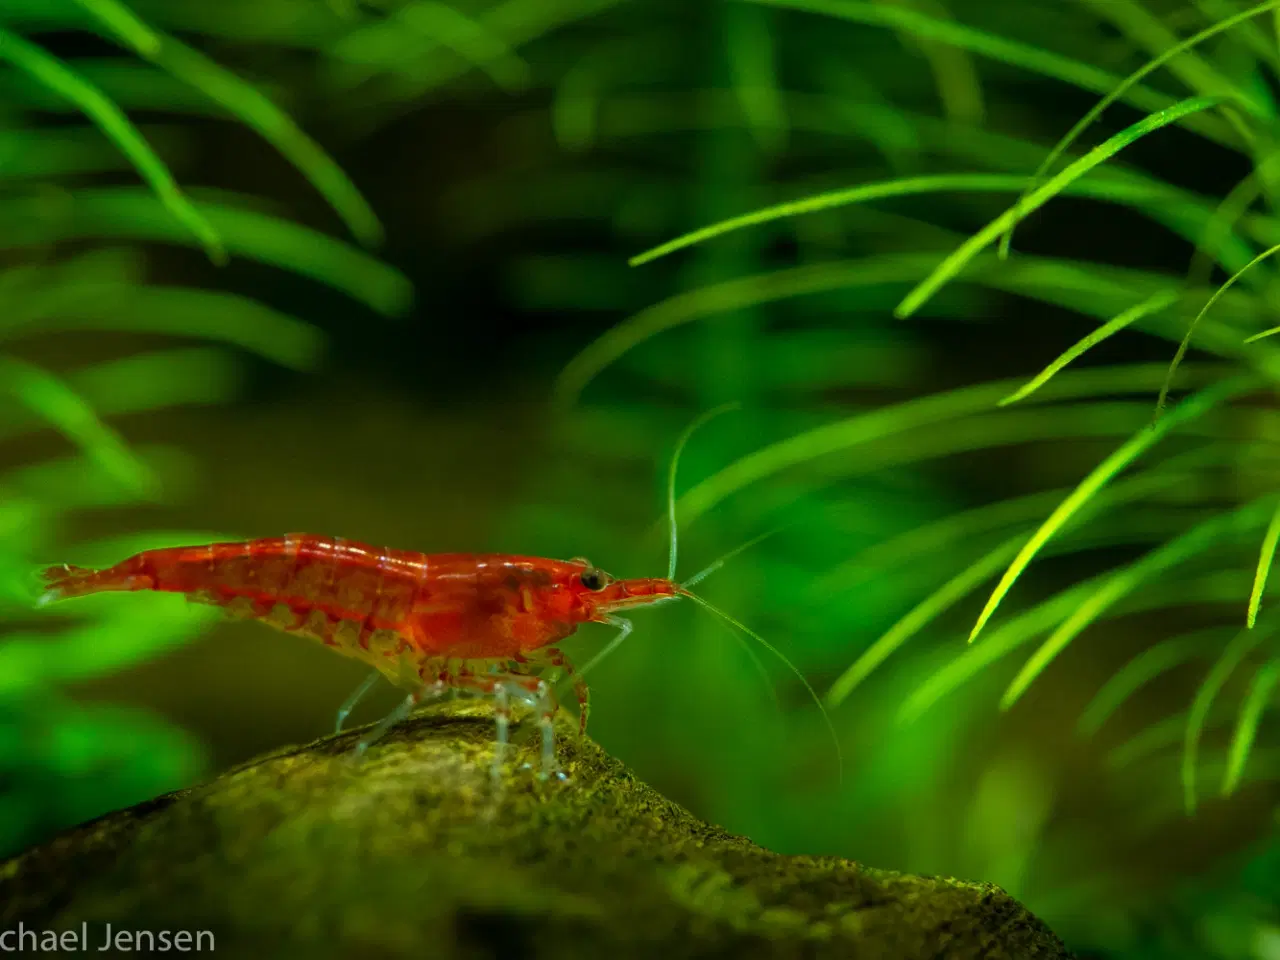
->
[37,536,428,624]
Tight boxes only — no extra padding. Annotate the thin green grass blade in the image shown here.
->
[71,0,163,53]
[674,363,1224,530]
[900,571,1255,727]
[999,494,1280,711]
[1245,324,1280,342]
[750,403,1217,495]
[75,0,384,246]
[0,189,411,315]
[825,451,1228,708]
[558,256,939,404]
[0,286,325,371]
[741,0,1237,146]
[625,166,1200,270]
[1222,655,1280,796]
[1185,620,1277,814]
[1186,154,1280,297]
[0,355,153,496]
[0,127,140,179]
[1131,750,1280,833]
[399,1,531,91]
[567,207,1232,403]
[986,259,1264,351]
[1080,0,1260,116]
[2,446,195,510]
[1107,0,1247,90]
[0,348,241,446]
[815,444,1224,598]
[551,61,598,151]
[68,348,242,416]
[1247,500,1280,628]
[1078,629,1221,736]
[998,290,1180,406]
[1158,242,1280,420]
[895,96,1227,320]
[1106,704,1235,771]
[0,58,246,115]
[967,376,1252,645]
[328,0,532,92]
[898,576,1106,726]
[631,173,1055,267]
[815,487,1067,597]
[0,28,225,264]
[2,597,225,692]
[998,0,1276,257]
[1190,0,1280,69]
[727,4,787,151]
[901,4,983,127]
[826,532,1025,709]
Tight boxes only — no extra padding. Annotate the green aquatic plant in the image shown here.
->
[0,0,408,856]
[539,0,1280,956]
[8,0,1280,956]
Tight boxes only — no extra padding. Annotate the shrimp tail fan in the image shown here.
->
[35,563,103,605]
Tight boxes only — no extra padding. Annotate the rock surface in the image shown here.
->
[0,700,1073,959]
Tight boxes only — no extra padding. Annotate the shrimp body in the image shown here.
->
[37,536,680,772]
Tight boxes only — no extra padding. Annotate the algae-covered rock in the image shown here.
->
[0,700,1073,959]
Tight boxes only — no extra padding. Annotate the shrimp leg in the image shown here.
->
[334,669,381,733]
[573,616,633,703]
[352,679,447,759]
[452,667,561,781]
[534,647,590,737]
[495,676,560,782]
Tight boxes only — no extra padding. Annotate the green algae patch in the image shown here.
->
[0,700,1072,958]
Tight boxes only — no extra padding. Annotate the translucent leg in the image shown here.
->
[530,678,561,781]
[496,677,559,781]
[334,669,381,733]
[540,647,590,738]
[452,668,559,783]
[575,617,633,693]
[491,682,511,784]
[352,680,446,760]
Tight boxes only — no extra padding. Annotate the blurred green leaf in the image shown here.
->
[77,0,384,246]
[0,189,411,315]
[0,354,155,496]
[1,593,224,694]
[0,26,226,263]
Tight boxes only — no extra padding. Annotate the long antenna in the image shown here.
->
[568,527,782,691]
[680,527,781,590]
[667,402,740,581]
[679,587,844,786]
[558,403,742,701]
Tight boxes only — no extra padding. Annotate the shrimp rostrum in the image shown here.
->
[36,412,841,783]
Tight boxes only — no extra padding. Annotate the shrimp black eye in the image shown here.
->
[580,568,607,591]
